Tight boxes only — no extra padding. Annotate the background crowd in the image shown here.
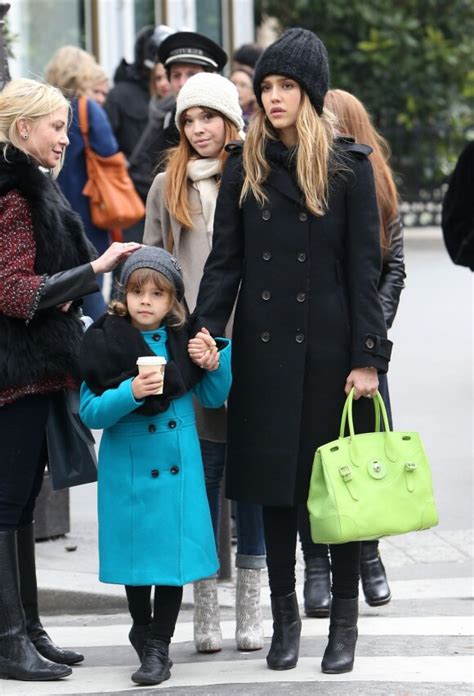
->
[0,11,471,690]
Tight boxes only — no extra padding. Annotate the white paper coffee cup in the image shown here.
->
[136,356,166,395]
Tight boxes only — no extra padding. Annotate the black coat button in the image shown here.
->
[299,211,308,222]
[365,337,375,349]
[262,209,271,220]
[148,424,156,433]
[296,292,306,302]
[151,469,159,478]
[295,333,305,343]
[297,252,307,262]
[262,250,272,261]
[152,333,160,341]
[261,290,271,301]
[170,465,180,475]
[168,420,177,429]
[261,331,271,343]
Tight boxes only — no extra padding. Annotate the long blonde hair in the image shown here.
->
[0,78,70,175]
[325,89,398,253]
[240,91,335,216]
[164,110,240,233]
[45,46,106,98]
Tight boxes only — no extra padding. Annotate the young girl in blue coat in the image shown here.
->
[79,246,231,686]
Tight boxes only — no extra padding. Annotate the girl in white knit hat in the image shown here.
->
[143,72,266,655]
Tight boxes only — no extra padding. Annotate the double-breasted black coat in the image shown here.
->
[194,139,392,506]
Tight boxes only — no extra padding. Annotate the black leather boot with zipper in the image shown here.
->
[360,541,391,606]
[266,592,301,670]
[0,529,71,681]
[303,555,331,618]
[321,596,358,674]
[17,522,84,666]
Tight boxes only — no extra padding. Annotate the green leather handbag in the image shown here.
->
[307,388,438,544]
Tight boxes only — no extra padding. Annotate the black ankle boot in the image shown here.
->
[0,530,71,681]
[266,592,301,670]
[128,624,152,661]
[303,555,331,618]
[360,541,391,606]
[131,638,171,686]
[17,523,84,666]
[321,596,358,674]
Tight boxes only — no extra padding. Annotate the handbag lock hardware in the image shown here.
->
[405,462,417,492]
[367,459,386,479]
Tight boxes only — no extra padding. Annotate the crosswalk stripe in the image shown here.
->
[44,615,473,648]
[36,572,474,606]
[1,656,472,695]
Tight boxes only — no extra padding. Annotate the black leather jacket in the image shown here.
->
[378,215,406,329]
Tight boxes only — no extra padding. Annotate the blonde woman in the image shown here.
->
[299,88,406,617]
[144,72,266,655]
[0,78,140,682]
[192,29,392,674]
[46,46,119,319]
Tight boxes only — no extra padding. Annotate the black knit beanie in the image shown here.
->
[253,28,329,115]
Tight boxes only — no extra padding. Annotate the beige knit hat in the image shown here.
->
[175,72,245,135]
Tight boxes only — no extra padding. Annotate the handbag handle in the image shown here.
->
[339,388,391,439]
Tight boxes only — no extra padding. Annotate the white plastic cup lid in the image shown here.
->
[136,356,167,365]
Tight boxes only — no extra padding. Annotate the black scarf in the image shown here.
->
[80,314,203,416]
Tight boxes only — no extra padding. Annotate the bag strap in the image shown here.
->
[339,388,390,439]
[77,96,90,149]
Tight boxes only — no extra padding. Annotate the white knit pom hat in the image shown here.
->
[175,72,245,136]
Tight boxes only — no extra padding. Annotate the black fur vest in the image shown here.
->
[0,146,93,391]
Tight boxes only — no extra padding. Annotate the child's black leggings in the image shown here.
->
[125,585,183,644]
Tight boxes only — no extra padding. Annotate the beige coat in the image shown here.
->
[143,172,227,442]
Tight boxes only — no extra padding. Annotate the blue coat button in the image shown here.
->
[148,424,156,433]
[170,466,180,475]
[151,469,159,478]
[168,420,177,429]
[152,334,160,341]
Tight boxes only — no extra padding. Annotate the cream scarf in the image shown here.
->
[187,158,220,246]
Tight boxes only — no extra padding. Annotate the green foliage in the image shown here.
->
[255,0,474,186]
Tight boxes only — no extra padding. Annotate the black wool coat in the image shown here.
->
[193,140,392,506]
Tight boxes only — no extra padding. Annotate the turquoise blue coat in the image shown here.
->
[79,326,231,586]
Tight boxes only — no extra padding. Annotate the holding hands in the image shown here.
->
[188,327,220,371]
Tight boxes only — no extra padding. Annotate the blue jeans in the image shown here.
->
[199,439,266,569]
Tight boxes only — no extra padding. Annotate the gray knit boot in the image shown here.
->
[235,568,264,651]
[193,578,222,653]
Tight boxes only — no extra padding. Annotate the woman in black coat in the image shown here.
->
[0,78,140,682]
[298,88,406,619]
[192,29,392,675]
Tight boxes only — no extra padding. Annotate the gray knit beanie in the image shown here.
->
[120,246,184,301]
[253,28,329,115]
[175,72,245,135]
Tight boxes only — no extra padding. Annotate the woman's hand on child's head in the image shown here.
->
[188,328,219,370]
[132,371,164,400]
[91,241,142,274]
